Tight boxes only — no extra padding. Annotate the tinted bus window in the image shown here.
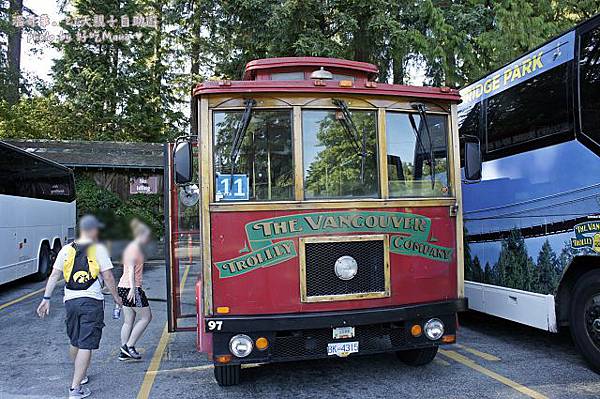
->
[580,26,600,146]
[486,63,572,153]
[0,144,75,202]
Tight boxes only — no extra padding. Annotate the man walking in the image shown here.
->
[37,215,122,398]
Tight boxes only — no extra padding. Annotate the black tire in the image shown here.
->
[396,346,438,366]
[32,243,52,282]
[569,269,600,373]
[214,364,241,386]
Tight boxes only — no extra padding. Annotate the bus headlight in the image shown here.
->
[334,256,358,280]
[424,319,444,340]
[229,334,253,357]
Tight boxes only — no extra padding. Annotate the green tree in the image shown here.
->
[472,255,483,282]
[50,0,185,142]
[496,229,532,291]
[483,261,494,284]
[535,240,559,294]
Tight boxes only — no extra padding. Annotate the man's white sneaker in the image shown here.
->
[80,376,89,385]
[69,386,91,398]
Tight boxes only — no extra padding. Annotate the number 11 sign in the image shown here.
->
[215,174,249,201]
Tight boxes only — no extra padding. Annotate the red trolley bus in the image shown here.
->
[165,57,480,386]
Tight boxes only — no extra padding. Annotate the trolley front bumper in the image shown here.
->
[207,298,467,365]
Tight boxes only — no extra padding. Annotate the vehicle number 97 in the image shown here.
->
[207,320,223,331]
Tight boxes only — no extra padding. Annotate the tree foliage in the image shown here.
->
[1,1,599,141]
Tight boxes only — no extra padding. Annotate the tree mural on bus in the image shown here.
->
[304,110,378,198]
[464,228,595,295]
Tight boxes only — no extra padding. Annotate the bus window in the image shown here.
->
[485,63,572,154]
[213,110,294,201]
[386,112,450,197]
[580,26,600,146]
[0,143,75,202]
[302,109,378,199]
[458,101,481,139]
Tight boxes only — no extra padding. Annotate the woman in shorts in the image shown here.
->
[118,219,152,360]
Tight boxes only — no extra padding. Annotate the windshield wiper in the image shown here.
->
[229,98,256,180]
[409,103,436,190]
[332,98,368,183]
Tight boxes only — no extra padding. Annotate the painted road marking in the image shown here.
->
[455,344,501,361]
[433,358,451,367]
[0,279,63,312]
[440,349,548,399]
[137,264,191,399]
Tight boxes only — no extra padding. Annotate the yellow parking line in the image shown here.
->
[0,279,63,311]
[137,264,191,399]
[455,344,500,361]
[439,350,548,399]
[433,358,451,367]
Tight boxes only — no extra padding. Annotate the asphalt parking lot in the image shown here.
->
[1,264,600,399]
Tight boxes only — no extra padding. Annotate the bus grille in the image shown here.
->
[304,238,386,300]
[271,323,406,361]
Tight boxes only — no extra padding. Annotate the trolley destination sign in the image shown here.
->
[215,211,454,278]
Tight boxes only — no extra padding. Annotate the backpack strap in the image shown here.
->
[86,244,101,278]
[62,244,77,282]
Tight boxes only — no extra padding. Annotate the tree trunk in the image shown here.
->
[7,0,23,105]
[190,0,201,137]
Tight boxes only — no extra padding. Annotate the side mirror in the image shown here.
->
[174,139,193,185]
[463,136,482,182]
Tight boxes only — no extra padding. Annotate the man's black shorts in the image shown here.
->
[65,298,105,350]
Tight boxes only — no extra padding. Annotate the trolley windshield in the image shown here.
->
[212,100,451,202]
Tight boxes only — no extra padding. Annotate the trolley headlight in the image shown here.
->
[334,256,358,280]
[229,334,253,358]
[424,318,445,340]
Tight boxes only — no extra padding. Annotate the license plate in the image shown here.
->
[333,326,355,339]
[327,341,359,357]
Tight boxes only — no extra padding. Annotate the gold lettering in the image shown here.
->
[252,222,273,237]
[492,74,500,91]
[280,242,293,254]
[522,58,532,74]
[323,216,338,229]
[273,221,288,235]
[289,219,302,233]
[351,215,364,228]
[503,69,512,84]
[511,65,522,81]
[339,215,352,228]
[532,52,544,71]
[304,216,323,230]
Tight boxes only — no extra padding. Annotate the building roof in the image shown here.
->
[5,139,164,171]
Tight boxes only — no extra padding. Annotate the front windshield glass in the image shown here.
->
[213,110,294,201]
[386,112,450,197]
[303,109,378,199]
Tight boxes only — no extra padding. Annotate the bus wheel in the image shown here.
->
[570,269,600,373]
[396,346,438,366]
[32,244,52,282]
[214,364,240,386]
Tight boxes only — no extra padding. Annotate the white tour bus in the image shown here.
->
[0,141,76,284]
[458,15,600,371]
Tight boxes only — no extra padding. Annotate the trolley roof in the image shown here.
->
[193,57,460,103]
